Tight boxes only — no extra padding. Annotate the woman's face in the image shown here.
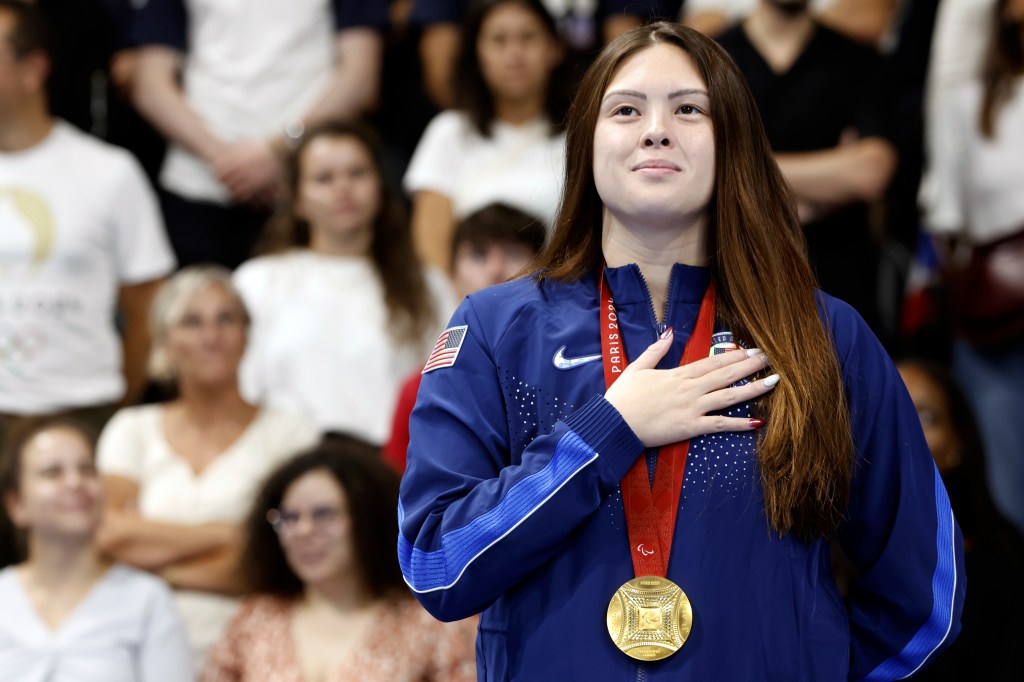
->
[165,284,247,388]
[897,364,961,476]
[275,469,356,588]
[5,427,103,541]
[593,44,716,234]
[295,135,381,247]
[477,2,561,106]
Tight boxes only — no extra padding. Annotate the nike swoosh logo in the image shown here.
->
[552,346,602,370]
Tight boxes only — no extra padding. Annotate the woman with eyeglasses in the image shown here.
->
[200,437,477,682]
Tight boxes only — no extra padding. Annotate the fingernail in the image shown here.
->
[659,326,674,341]
[748,418,765,428]
[763,374,780,387]
[745,347,762,356]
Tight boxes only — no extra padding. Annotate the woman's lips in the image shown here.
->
[632,159,682,174]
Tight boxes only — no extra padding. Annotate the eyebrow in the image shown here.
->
[602,88,710,102]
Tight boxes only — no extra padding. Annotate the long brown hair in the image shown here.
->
[533,23,854,540]
[260,121,437,346]
[980,0,1024,138]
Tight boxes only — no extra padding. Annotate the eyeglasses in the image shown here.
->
[266,505,345,536]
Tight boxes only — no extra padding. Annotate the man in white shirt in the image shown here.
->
[129,0,387,269]
[0,1,175,439]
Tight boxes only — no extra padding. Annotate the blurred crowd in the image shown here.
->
[0,0,1022,679]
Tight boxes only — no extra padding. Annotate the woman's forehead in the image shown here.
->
[603,44,707,96]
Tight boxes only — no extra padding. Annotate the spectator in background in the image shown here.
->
[129,0,387,269]
[404,0,567,271]
[896,359,1024,681]
[96,266,319,668]
[29,0,116,136]
[716,0,898,337]
[923,0,998,125]
[235,122,455,445]
[412,0,682,110]
[201,439,478,682]
[0,0,174,441]
[683,0,896,44]
[384,202,546,472]
[0,417,193,681]
[921,0,1024,534]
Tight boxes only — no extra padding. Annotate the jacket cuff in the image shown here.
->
[563,395,644,484]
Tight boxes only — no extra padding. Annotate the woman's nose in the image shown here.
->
[643,111,671,147]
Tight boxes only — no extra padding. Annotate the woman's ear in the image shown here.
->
[3,490,26,530]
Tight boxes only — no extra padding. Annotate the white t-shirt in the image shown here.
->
[683,0,836,21]
[924,0,996,109]
[0,564,193,682]
[920,0,998,223]
[96,404,319,666]
[923,79,1024,245]
[161,0,335,203]
[233,251,457,443]
[404,110,566,229]
[0,121,175,415]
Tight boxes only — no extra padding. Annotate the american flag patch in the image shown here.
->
[422,325,468,374]
[709,330,738,357]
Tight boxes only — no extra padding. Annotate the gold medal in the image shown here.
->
[606,576,693,661]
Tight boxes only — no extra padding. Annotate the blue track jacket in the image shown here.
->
[398,263,965,681]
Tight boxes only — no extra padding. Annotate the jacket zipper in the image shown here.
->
[632,264,676,341]
[634,266,674,682]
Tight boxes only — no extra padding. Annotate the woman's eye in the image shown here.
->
[614,106,638,116]
[677,104,701,115]
[216,311,241,326]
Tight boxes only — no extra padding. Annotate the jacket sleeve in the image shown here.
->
[397,297,644,621]
[830,300,966,681]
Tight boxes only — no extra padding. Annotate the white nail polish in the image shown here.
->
[745,348,762,357]
[763,374,780,387]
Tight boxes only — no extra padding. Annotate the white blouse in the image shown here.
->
[923,78,1024,245]
[96,404,319,668]
[404,110,565,229]
[233,251,456,444]
[0,564,193,682]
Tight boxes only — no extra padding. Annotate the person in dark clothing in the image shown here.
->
[716,0,897,339]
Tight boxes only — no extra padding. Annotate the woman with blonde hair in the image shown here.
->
[96,266,318,668]
[399,22,964,680]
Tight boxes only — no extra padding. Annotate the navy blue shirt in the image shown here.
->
[409,0,683,26]
[131,0,388,50]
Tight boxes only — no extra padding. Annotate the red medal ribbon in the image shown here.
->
[600,271,716,577]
